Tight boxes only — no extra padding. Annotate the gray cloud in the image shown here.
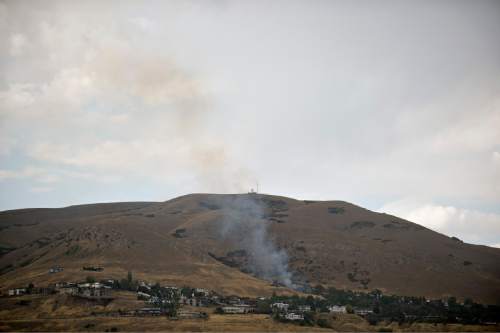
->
[0,0,499,245]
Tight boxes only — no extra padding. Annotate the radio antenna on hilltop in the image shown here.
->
[248,181,259,194]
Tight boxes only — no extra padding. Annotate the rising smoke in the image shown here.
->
[217,195,294,288]
[0,1,255,194]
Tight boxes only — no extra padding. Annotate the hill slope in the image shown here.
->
[1,193,499,303]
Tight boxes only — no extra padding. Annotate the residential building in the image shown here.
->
[49,266,63,274]
[8,288,26,296]
[328,305,347,313]
[271,302,290,311]
[221,304,254,314]
[285,312,304,321]
[298,305,311,312]
[354,308,373,316]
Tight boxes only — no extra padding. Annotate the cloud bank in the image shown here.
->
[380,200,500,247]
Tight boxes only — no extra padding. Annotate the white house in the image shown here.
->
[221,305,252,314]
[285,312,304,321]
[59,285,78,295]
[195,288,209,296]
[137,291,152,300]
[271,302,289,311]
[298,305,311,312]
[49,266,63,274]
[8,288,26,296]
[77,282,111,298]
[354,308,373,316]
[328,305,347,313]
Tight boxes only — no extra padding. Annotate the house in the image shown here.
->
[137,281,152,293]
[298,305,311,312]
[55,282,73,289]
[177,310,208,319]
[82,266,103,272]
[8,288,26,296]
[138,281,151,288]
[271,302,289,312]
[137,291,152,300]
[58,284,78,295]
[146,296,160,305]
[285,312,304,321]
[135,307,162,316]
[210,295,223,305]
[164,286,179,291]
[221,304,254,314]
[76,282,111,299]
[49,266,63,274]
[226,296,241,305]
[31,287,55,295]
[180,295,205,307]
[194,288,209,296]
[354,308,373,316]
[328,305,347,313]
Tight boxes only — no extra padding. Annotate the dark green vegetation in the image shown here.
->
[269,286,500,326]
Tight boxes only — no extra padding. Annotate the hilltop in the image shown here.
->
[1,193,499,304]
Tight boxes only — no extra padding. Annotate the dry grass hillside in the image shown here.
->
[1,193,499,304]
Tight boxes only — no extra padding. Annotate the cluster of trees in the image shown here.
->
[267,287,500,326]
[314,286,500,325]
[148,283,180,316]
[116,271,139,291]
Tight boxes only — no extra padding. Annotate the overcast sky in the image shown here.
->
[1,0,499,247]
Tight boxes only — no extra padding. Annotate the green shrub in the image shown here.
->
[317,318,330,328]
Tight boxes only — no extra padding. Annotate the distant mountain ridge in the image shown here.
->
[1,193,499,304]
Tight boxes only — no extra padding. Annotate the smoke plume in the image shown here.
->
[217,195,294,288]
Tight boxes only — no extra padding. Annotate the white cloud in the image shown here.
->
[431,104,500,154]
[0,165,121,187]
[9,33,27,56]
[29,186,53,193]
[0,137,16,156]
[493,151,500,165]
[380,199,500,246]
[0,167,44,181]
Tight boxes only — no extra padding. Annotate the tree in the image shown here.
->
[120,278,129,290]
[317,318,330,328]
[303,312,315,326]
[86,276,96,283]
[256,299,272,314]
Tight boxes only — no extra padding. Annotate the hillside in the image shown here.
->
[1,193,499,304]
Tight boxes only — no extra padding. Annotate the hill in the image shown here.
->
[1,193,499,304]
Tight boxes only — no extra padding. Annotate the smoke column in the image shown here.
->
[217,195,294,288]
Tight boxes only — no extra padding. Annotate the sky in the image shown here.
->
[0,0,499,247]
